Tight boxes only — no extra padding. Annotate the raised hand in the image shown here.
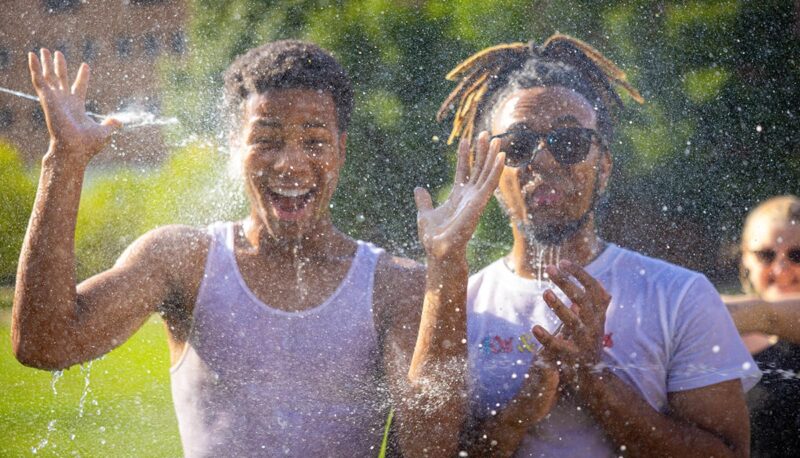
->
[414,131,505,261]
[533,260,612,380]
[28,49,119,164]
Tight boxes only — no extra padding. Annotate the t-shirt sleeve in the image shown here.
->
[667,274,762,393]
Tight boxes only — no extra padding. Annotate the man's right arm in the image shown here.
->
[12,49,204,370]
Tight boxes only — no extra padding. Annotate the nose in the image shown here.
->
[272,141,309,176]
[768,252,800,287]
[525,141,560,175]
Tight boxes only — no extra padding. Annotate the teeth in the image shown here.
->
[271,187,311,197]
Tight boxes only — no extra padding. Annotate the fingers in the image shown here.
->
[72,63,90,101]
[470,131,490,183]
[28,52,43,91]
[453,136,470,185]
[533,325,574,355]
[477,150,505,197]
[40,48,54,86]
[413,186,434,213]
[558,260,611,313]
[546,264,588,308]
[542,289,580,330]
[476,136,500,184]
[101,117,123,136]
[54,51,69,90]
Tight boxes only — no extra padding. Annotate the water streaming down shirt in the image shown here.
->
[170,222,387,457]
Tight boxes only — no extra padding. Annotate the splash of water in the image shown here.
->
[77,360,94,418]
[0,86,178,129]
[50,370,64,395]
[31,420,57,454]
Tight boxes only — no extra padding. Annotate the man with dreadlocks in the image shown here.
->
[439,34,760,457]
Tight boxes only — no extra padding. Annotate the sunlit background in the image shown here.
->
[2,0,799,455]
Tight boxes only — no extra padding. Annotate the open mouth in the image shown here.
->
[523,182,563,208]
[267,186,316,221]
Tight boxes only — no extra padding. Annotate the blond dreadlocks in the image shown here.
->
[437,33,644,146]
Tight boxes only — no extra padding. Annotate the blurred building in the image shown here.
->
[0,0,187,165]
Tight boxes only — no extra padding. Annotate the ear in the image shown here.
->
[597,149,613,195]
[338,131,347,165]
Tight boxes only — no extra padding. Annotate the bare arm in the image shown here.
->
[465,357,559,457]
[724,294,800,344]
[381,133,505,456]
[534,262,750,457]
[11,50,202,370]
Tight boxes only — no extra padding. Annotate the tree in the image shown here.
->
[163,0,800,284]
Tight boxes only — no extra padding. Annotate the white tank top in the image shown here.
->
[170,222,387,457]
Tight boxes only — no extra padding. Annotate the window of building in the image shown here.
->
[143,33,160,58]
[85,100,102,118]
[170,31,186,55]
[144,96,161,115]
[31,107,45,127]
[116,37,133,58]
[0,48,9,70]
[55,42,69,59]
[43,0,78,12]
[0,108,14,129]
[82,39,97,63]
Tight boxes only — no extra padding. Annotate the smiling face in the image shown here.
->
[237,88,346,241]
[742,218,800,300]
[490,86,611,244]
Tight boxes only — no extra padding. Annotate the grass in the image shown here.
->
[0,292,182,457]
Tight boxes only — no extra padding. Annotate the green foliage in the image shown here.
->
[0,312,181,456]
[0,142,36,283]
[74,143,246,280]
[163,0,800,280]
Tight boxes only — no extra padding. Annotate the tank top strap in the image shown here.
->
[194,222,238,303]
[347,241,384,302]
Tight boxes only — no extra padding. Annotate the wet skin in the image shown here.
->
[490,86,611,238]
[239,89,346,243]
[472,85,750,458]
[13,49,506,457]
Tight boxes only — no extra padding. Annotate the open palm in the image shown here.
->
[29,49,119,163]
[415,132,505,261]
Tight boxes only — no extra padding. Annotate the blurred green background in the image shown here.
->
[3,0,800,455]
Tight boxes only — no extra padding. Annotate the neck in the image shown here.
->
[508,213,604,278]
[243,214,351,261]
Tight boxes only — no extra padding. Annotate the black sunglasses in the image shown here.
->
[491,127,605,168]
[751,247,800,265]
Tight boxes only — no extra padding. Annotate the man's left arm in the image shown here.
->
[379,134,505,456]
[575,369,749,457]
[535,261,751,457]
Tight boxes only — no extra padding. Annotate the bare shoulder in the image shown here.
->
[373,253,427,333]
[374,253,426,297]
[117,224,209,268]
[109,224,211,297]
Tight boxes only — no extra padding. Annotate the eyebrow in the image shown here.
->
[303,120,329,129]
[252,119,329,130]
[553,115,582,126]
[253,118,281,128]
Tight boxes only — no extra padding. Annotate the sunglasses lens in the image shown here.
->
[754,250,777,264]
[788,248,800,264]
[548,128,592,165]
[504,136,536,167]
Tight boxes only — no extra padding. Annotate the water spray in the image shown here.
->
[0,86,179,129]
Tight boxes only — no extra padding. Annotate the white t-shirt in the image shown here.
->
[467,243,761,457]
